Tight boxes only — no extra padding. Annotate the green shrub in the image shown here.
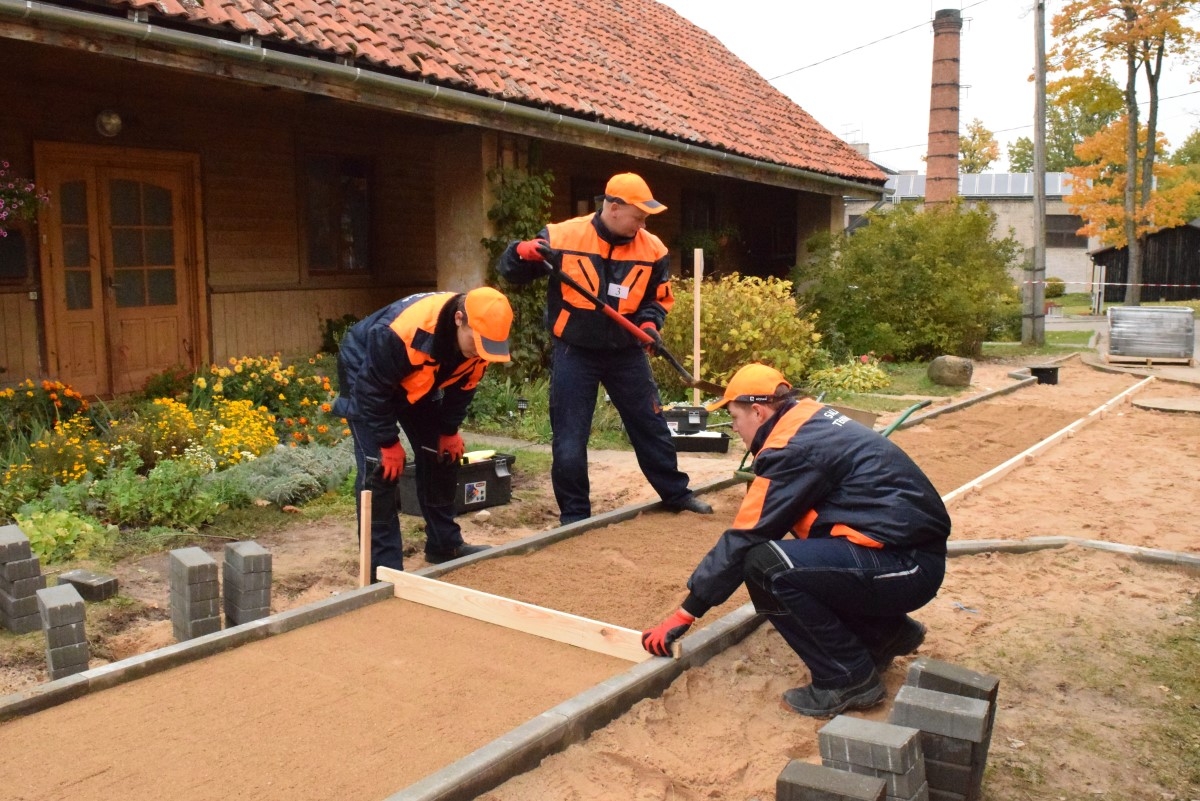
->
[86,455,220,529]
[13,509,116,564]
[206,440,354,508]
[798,201,1021,360]
[654,274,825,399]
[1044,276,1066,298]
[321,314,359,354]
[806,356,891,394]
[989,299,1024,341]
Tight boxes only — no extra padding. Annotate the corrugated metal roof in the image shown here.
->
[886,173,1077,199]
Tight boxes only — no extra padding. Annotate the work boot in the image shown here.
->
[669,495,714,515]
[782,671,886,718]
[871,617,927,671]
[424,543,492,565]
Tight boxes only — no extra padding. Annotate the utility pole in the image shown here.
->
[1025,0,1047,345]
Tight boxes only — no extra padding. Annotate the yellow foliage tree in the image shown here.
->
[959,118,1000,174]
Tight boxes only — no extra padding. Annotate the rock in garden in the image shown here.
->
[927,355,974,386]
[473,510,492,523]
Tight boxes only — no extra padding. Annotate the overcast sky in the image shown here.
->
[658,0,1200,174]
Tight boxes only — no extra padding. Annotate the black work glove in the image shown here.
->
[639,322,663,355]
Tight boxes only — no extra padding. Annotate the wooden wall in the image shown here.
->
[0,292,41,381]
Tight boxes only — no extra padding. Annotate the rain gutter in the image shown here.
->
[0,0,885,197]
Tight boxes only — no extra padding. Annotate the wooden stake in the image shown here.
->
[358,489,372,588]
[693,248,704,407]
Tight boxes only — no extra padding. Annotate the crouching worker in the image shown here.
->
[333,287,513,579]
[641,364,950,717]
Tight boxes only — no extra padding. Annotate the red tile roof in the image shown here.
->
[116,0,886,185]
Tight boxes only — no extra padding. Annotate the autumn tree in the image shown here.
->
[1051,0,1200,304]
[1165,126,1200,218]
[959,118,1000,173]
[1007,72,1124,172]
[1066,117,1199,247]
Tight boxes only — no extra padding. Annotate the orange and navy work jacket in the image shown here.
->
[498,212,674,349]
[331,292,488,447]
[682,398,951,616]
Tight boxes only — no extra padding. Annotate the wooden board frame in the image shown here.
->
[377,567,652,663]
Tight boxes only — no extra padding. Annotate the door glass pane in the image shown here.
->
[114,268,146,307]
[65,270,92,310]
[147,269,177,305]
[109,179,141,225]
[60,181,88,226]
[145,229,174,266]
[143,184,173,226]
[62,227,90,268]
[112,228,143,268]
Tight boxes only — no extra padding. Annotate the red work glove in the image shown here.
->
[378,441,407,482]
[437,432,465,464]
[515,238,553,262]
[641,609,695,656]
[639,322,663,355]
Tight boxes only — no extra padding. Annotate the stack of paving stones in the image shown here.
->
[776,657,999,801]
[891,658,999,801]
[0,524,47,634]
[817,716,928,801]
[35,584,89,680]
[169,547,222,641]
[223,541,272,626]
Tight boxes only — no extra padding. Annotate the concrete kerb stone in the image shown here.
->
[892,377,1037,433]
[948,536,1200,573]
[385,604,764,801]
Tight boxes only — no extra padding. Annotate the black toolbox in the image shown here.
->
[396,452,515,517]
[663,405,709,434]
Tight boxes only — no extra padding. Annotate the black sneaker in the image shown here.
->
[782,672,886,718]
[871,617,927,671]
[669,495,714,515]
[424,543,492,565]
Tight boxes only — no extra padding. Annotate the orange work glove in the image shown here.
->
[515,239,554,262]
[641,608,695,656]
[437,432,465,464]
[378,441,407,482]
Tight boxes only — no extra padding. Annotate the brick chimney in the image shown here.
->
[925,8,962,205]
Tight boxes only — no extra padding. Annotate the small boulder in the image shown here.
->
[928,355,974,387]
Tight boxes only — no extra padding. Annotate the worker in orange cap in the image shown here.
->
[642,363,950,718]
[498,172,713,526]
[332,287,513,578]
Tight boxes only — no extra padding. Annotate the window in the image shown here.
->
[1046,214,1087,249]
[0,229,31,285]
[304,155,371,273]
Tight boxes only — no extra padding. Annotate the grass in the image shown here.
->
[1147,596,1200,791]
[1057,292,1200,318]
[981,329,1096,358]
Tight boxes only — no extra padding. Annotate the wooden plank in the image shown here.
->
[942,376,1156,507]
[376,567,652,663]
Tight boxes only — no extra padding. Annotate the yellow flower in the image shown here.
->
[195,377,207,389]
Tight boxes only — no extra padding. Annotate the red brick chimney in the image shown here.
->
[926,8,962,205]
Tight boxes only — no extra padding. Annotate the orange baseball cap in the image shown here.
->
[605,173,667,214]
[705,364,792,411]
[464,287,513,363]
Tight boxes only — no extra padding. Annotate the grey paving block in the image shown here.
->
[824,756,926,799]
[170,579,220,603]
[47,640,90,669]
[1,588,40,619]
[224,541,271,573]
[0,572,47,598]
[45,620,87,650]
[0,556,42,582]
[49,661,89,682]
[170,594,220,620]
[168,547,218,584]
[1,611,42,634]
[906,658,999,705]
[36,584,86,627]
[0,525,33,562]
[173,614,222,641]
[891,686,990,743]
[56,569,118,602]
[224,586,270,608]
[918,732,974,766]
[777,759,887,801]
[924,758,972,796]
[224,599,270,626]
[900,780,930,801]
[819,715,923,773]
[928,788,966,801]
[222,563,272,591]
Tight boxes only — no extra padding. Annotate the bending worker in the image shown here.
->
[642,364,950,718]
[498,171,712,525]
[333,287,513,578]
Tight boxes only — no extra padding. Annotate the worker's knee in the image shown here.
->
[743,542,790,615]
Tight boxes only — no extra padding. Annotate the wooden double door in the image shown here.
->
[37,143,206,396]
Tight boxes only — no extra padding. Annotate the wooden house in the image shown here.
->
[1093,219,1200,304]
[0,0,886,395]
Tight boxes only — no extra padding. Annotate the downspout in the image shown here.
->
[0,0,883,198]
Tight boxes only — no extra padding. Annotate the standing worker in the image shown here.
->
[498,172,713,525]
[333,287,513,578]
[642,364,950,717]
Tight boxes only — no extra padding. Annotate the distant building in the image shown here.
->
[1091,218,1200,304]
[845,173,1095,293]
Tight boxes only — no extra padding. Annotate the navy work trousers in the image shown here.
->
[744,537,944,688]
[348,407,463,580]
[549,339,692,524]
